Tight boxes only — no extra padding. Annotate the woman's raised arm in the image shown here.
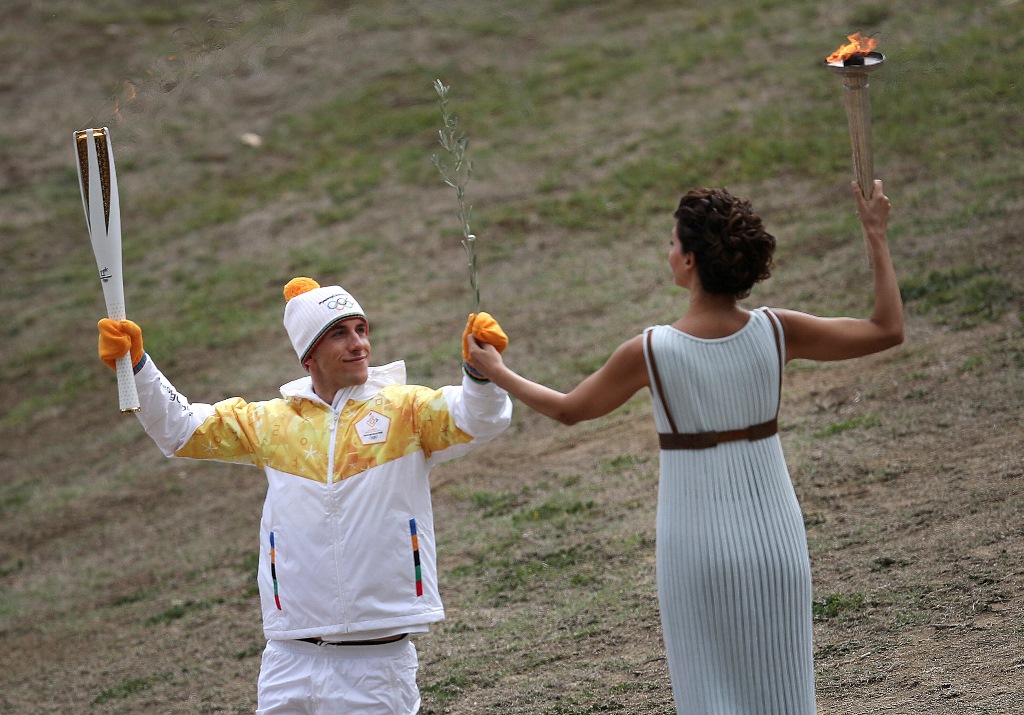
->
[778,180,904,362]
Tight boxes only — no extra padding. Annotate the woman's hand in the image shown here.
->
[462,312,509,381]
[466,334,505,380]
[853,179,890,245]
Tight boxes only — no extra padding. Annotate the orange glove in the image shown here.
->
[98,319,145,370]
[462,312,508,380]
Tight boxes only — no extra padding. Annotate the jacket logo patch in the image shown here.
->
[355,410,390,444]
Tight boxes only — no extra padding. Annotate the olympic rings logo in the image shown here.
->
[320,293,355,311]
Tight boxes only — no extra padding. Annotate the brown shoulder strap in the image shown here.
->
[763,308,784,417]
[645,329,679,434]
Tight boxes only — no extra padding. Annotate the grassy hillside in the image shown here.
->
[2,0,1022,713]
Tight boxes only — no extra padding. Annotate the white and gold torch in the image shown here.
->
[74,127,140,412]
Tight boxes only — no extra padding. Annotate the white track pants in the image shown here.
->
[256,638,420,714]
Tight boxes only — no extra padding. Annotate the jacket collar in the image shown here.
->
[279,360,407,407]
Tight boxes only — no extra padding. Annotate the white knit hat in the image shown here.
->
[283,277,368,364]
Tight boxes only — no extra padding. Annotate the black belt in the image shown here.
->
[297,633,408,647]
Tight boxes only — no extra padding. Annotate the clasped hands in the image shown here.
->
[462,312,508,382]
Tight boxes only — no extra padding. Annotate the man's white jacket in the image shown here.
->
[132,356,512,641]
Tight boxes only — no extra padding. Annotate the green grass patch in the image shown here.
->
[871,556,910,572]
[0,558,26,580]
[92,672,171,705]
[512,498,595,524]
[421,673,474,710]
[465,489,522,518]
[144,599,216,626]
[901,266,1020,329]
[876,584,937,629]
[813,412,882,438]
[601,453,649,474]
[453,544,595,606]
[235,643,265,660]
[0,481,31,517]
[813,592,865,621]
[541,697,627,714]
[111,588,157,607]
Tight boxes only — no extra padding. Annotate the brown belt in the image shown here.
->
[298,633,408,647]
[645,313,784,453]
[658,417,778,450]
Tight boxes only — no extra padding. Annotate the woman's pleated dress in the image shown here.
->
[642,308,815,715]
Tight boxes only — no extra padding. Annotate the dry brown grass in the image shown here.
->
[2,1,1022,713]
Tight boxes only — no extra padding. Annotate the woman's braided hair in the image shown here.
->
[673,187,775,299]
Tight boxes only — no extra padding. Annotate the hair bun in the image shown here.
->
[283,277,321,302]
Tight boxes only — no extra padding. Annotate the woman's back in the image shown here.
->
[645,307,783,437]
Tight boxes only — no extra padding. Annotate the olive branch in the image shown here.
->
[431,79,480,313]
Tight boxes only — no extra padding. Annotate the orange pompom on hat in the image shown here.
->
[283,277,368,364]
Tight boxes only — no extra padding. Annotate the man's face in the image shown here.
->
[306,318,371,392]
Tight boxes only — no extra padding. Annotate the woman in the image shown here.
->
[466,180,903,714]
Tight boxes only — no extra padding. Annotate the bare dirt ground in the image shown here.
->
[1,1,1022,714]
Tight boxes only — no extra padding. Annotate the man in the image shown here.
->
[97,276,512,714]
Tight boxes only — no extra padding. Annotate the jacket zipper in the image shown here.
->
[326,408,340,485]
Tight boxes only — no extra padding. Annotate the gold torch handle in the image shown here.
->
[841,73,876,200]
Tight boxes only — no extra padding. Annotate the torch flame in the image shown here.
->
[826,32,879,63]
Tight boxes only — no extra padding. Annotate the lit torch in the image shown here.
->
[824,33,885,200]
[74,127,140,413]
